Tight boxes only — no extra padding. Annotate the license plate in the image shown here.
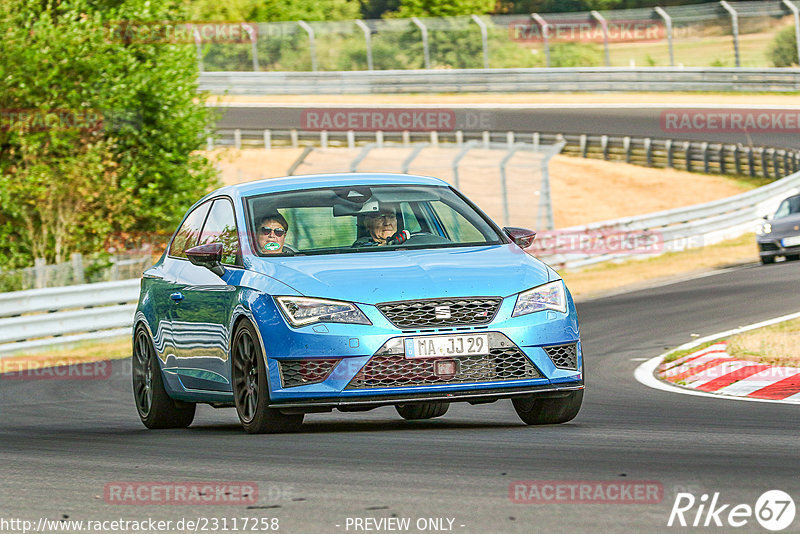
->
[404,334,489,359]
[782,236,800,247]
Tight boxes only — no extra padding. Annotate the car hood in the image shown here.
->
[247,245,554,304]
[769,213,800,235]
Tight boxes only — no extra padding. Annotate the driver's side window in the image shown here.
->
[197,198,240,265]
[170,202,212,259]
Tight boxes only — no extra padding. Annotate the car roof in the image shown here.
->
[215,173,450,199]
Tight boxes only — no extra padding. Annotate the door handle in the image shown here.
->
[170,292,184,302]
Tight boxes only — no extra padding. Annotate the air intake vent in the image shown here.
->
[545,344,578,370]
[377,297,502,329]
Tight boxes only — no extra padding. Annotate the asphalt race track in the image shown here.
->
[1,260,799,533]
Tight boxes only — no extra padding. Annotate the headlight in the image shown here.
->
[275,296,371,327]
[757,223,772,235]
[512,281,567,317]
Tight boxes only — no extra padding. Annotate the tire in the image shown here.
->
[761,256,776,265]
[132,325,196,429]
[785,254,800,262]
[231,321,303,434]
[512,390,583,425]
[395,402,449,420]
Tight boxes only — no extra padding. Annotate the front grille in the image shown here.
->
[377,297,502,329]
[545,344,578,370]
[759,242,779,252]
[278,359,341,388]
[346,347,540,389]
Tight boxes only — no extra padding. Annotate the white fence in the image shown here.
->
[193,2,800,72]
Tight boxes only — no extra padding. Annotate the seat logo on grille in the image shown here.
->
[434,305,451,319]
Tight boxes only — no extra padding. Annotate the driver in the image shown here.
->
[353,205,410,247]
[256,212,289,254]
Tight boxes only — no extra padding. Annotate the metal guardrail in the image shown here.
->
[198,68,800,95]
[551,169,800,269]
[0,280,139,357]
[0,279,140,316]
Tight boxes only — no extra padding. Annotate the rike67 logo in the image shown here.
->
[668,490,796,531]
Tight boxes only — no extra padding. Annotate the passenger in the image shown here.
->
[256,212,289,254]
[353,206,410,247]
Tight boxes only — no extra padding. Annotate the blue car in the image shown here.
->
[132,173,583,433]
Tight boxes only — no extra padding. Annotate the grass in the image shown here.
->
[661,340,720,365]
[561,232,757,298]
[727,317,800,367]
[607,31,780,68]
[660,317,800,371]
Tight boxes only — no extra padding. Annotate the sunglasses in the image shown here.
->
[259,226,286,237]
[366,213,396,222]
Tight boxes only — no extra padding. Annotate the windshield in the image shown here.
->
[245,184,503,256]
[774,196,800,219]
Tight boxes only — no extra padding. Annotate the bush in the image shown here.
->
[770,24,799,67]
[0,0,219,269]
[549,42,603,67]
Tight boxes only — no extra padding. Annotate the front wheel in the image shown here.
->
[512,390,583,425]
[395,402,449,420]
[132,326,196,429]
[231,321,303,434]
[760,255,775,265]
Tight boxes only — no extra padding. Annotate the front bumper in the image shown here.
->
[260,292,582,404]
[758,236,800,259]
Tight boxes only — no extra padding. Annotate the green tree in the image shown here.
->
[0,0,218,269]
[181,0,360,22]
[391,0,494,18]
[770,24,799,67]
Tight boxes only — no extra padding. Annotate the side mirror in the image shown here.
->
[186,242,225,276]
[503,227,536,249]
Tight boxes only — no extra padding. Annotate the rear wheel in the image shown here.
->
[512,390,583,425]
[785,254,800,262]
[395,402,449,420]
[231,321,303,434]
[132,326,196,429]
